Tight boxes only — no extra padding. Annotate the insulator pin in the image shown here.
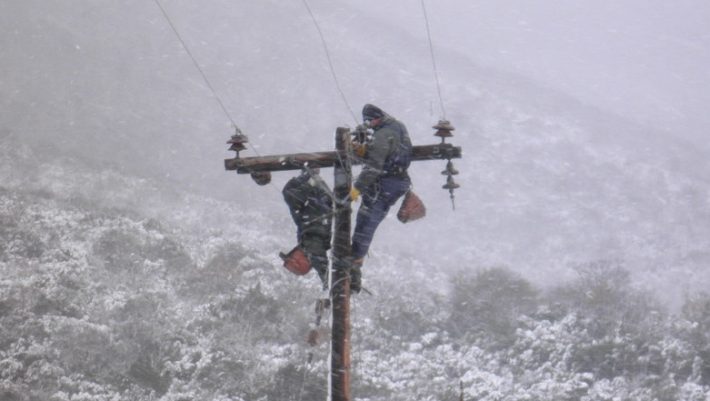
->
[226,129,249,157]
[433,120,455,143]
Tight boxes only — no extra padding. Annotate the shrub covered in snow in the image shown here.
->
[1,187,709,400]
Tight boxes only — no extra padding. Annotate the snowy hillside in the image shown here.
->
[2,0,710,399]
[2,142,710,400]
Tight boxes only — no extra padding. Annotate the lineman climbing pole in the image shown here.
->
[155,0,460,397]
[225,122,461,401]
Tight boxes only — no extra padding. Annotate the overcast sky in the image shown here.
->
[352,0,710,145]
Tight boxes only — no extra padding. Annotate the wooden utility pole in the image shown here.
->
[331,127,352,401]
[225,125,461,401]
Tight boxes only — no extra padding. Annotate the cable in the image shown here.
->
[301,0,359,125]
[420,0,447,120]
[153,0,238,129]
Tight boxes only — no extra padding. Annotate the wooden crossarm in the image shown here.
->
[224,143,462,173]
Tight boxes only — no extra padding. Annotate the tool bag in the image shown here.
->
[280,246,311,275]
[397,190,426,223]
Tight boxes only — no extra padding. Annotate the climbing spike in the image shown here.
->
[315,298,331,314]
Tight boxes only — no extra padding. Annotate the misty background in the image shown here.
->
[2,1,710,399]
[2,0,709,305]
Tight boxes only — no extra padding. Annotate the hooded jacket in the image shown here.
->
[354,115,412,191]
[282,172,333,241]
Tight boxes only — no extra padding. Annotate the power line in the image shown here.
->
[420,0,447,120]
[301,0,359,125]
[153,0,238,129]
[154,0,268,161]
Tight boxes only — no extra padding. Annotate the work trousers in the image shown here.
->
[300,232,330,276]
[352,176,410,260]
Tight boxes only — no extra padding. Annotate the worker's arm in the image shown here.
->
[354,129,393,191]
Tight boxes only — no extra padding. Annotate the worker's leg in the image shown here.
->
[303,234,330,289]
[351,177,410,260]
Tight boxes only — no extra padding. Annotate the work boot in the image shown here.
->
[350,266,361,293]
[349,258,363,294]
[310,254,329,290]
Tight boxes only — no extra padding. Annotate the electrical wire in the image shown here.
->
[420,0,447,120]
[301,0,359,125]
[153,0,238,129]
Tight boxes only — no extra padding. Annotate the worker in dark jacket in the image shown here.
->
[349,104,412,292]
[283,168,333,289]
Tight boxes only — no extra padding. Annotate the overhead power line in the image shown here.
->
[420,0,447,120]
[153,0,238,129]
[301,0,359,125]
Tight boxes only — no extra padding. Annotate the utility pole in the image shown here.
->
[331,127,352,401]
[225,123,461,401]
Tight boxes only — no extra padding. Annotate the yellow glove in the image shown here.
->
[352,142,367,157]
[350,187,361,202]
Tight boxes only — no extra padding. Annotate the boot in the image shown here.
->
[349,260,363,294]
[350,267,361,293]
[310,254,329,290]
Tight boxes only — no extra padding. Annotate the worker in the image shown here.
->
[282,168,333,289]
[349,104,412,292]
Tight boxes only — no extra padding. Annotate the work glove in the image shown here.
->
[350,187,360,202]
[352,141,367,158]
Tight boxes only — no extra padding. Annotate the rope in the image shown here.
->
[153,0,238,129]
[300,0,359,125]
[420,0,447,120]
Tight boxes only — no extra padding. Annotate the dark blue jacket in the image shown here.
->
[282,172,333,240]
